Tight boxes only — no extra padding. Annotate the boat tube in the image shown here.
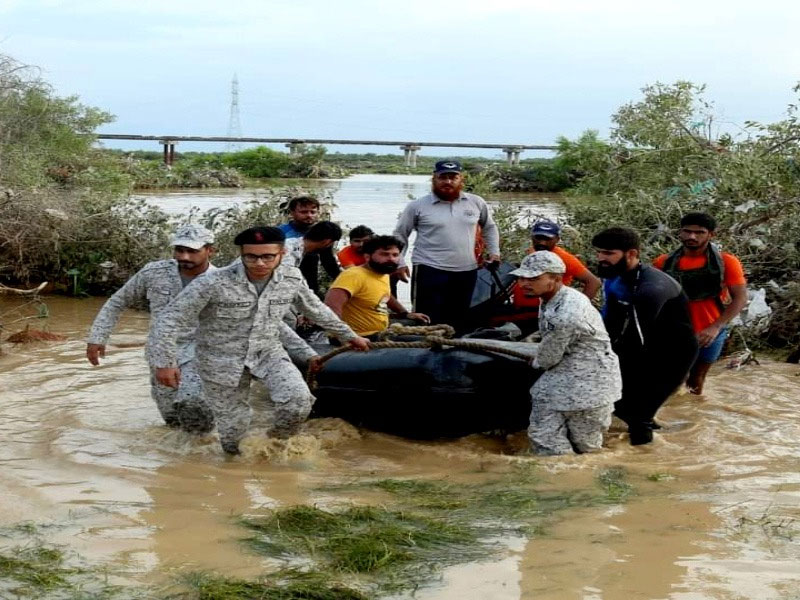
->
[309,338,539,438]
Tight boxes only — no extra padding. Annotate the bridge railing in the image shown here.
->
[95,134,557,167]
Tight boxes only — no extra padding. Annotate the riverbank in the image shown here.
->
[104,149,574,193]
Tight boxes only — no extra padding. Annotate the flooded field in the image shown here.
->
[1,176,799,598]
[1,295,800,599]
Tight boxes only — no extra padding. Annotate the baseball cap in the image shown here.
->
[171,224,215,249]
[433,160,463,174]
[530,220,561,238]
[510,251,566,278]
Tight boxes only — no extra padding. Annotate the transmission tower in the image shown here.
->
[226,73,242,152]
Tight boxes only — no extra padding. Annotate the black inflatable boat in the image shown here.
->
[309,337,538,439]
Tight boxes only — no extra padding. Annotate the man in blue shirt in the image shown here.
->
[278,196,340,298]
[592,227,698,446]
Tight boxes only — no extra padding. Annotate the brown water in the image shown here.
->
[2,296,800,599]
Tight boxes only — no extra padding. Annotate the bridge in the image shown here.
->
[95,134,558,167]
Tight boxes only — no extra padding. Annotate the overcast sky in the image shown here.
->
[2,0,798,157]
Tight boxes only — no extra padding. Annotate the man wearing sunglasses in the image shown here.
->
[151,226,369,455]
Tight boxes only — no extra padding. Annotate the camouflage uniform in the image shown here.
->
[529,285,622,455]
[283,237,305,268]
[150,260,358,452]
[87,258,216,432]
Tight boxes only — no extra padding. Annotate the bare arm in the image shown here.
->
[575,270,602,301]
[699,283,748,346]
[324,287,351,319]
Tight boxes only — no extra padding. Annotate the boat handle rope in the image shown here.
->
[306,328,535,390]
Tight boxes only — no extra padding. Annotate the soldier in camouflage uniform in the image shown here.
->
[86,224,218,433]
[512,252,622,455]
[150,226,370,455]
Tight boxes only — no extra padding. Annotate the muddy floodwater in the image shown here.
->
[2,296,800,599]
[2,176,800,598]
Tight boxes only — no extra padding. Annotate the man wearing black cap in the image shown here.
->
[393,160,500,332]
[151,226,369,455]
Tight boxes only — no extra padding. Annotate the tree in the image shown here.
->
[557,81,800,349]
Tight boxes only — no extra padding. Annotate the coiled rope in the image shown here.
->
[306,323,534,389]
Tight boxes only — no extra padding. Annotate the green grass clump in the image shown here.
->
[646,472,675,482]
[241,505,475,575]
[597,467,635,502]
[182,569,368,600]
[0,545,77,592]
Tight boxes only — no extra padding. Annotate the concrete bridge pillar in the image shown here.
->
[285,142,306,156]
[401,145,421,168]
[159,140,177,166]
[503,147,523,166]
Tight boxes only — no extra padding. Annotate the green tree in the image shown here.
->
[558,81,800,348]
[0,54,113,188]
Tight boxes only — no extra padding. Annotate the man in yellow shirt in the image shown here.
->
[325,236,429,338]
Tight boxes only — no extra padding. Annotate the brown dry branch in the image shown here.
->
[5,324,67,343]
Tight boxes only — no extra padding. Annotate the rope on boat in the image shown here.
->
[306,324,533,389]
[376,323,456,339]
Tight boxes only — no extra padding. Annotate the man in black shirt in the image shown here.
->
[592,227,698,445]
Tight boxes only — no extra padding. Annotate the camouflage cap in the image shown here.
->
[510,251,566,278]
[171,224,215,250]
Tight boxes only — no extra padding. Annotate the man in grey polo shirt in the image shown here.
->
[393,160,500,332]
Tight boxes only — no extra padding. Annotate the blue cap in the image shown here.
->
[433,160,463,174]
[531,220,561,238]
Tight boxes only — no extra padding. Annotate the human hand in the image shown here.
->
[697,324,721,348]
[156,367,181,388]
[395,266,410,283]
[308,355,324,374]
[86,343,106,366]
[408,312,430,324]
[348,337,371,351]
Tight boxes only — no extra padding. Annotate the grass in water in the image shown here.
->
[229,467,638,597]
[596,467,635,503]
[0,545,77,592]
[182,569,368,600]
[241,505,476,574]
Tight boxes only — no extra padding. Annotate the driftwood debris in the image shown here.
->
[5,324,67,343]
[0,282,47,296]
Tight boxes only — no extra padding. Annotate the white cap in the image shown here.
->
[510,251,566,278]
[171,224,214,250]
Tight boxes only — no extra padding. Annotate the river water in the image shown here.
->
[1,175,799,598]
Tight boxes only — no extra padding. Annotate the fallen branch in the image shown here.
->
[0,282,47,296]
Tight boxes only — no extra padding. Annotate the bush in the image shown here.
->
[222,146,293,178]
[557,81,800,348]
[198,188,336,265]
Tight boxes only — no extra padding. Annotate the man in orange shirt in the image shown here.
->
[507,221,601,333]
[653,213,748,395]
[337,225,374,268]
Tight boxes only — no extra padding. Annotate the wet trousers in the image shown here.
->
[201,356,315,450]
[613,352,694,439]
[528,402,613,455]
[412,264,477,334]
[149,360,214,433]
